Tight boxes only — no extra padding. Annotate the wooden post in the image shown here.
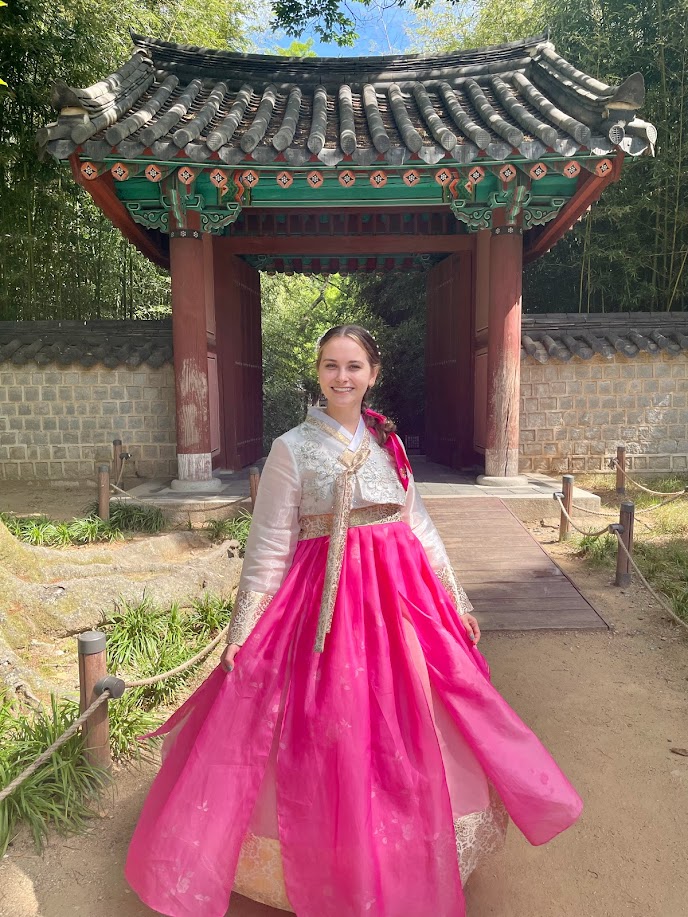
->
[249,466,260,508]
[170,232,221,492]
[113,439,122,483]
[482,226,524,481]
[77,631,110,769]
[559,474,574,541]
[615,500,635,587]
[97,464,110,521]
[616,445,626,495]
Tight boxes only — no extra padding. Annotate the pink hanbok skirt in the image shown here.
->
[125,520,582,917]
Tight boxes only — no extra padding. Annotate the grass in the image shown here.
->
[103,592,233,707]
[0,693,109,856]
[0,590,234,853]
[572,473,688,623]
[0,500,166,548]
[204,510,252,553]
[0,512,122,547]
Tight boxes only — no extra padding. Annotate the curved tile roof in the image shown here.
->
[521,313,688,362]
[39,34,656,168]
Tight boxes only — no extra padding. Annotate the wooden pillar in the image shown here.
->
[479,226,526,483]
[169,232,221,492]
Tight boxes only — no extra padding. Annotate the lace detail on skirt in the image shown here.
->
[455,788,509,885]
[233,834,292,912]
[436,565,474,616]
[227,591,274,646]
[232,791,509,911]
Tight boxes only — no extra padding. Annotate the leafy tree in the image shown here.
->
[410,0,688,313]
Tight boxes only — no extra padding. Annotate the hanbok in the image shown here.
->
[125,406,582,917]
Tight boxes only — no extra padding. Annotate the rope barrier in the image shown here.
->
[0,692,111,805]
[613,534,688,633]
[0,624,230,802]
[554,495,611,538]
[571,501,653,531]
[611,459,687,497]
[125,625,229,688]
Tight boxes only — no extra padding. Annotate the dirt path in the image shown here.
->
[2,530,687,917]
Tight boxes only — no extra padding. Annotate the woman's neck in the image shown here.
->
[322,404,362,436]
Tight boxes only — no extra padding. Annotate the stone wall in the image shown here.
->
[0,363,177,481]
[520,352,688,474]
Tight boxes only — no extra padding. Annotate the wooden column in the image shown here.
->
[169,231,221,492]
[480,226,526,483]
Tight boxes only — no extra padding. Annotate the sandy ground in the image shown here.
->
[0,480,102,521]
[1,501,687,917]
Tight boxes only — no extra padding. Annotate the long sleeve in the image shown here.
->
[401,478,474,617]
[227,437,301,646]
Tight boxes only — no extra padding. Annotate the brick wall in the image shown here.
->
[0,364,176,481]
[520,352,688,474]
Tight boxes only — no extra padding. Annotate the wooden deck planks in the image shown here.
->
[424,496,607,632]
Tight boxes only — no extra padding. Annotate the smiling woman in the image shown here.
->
[125,323,582,917]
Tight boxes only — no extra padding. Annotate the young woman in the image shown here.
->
[126,325,582,917]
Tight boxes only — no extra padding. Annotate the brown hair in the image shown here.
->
[316,324,396,446]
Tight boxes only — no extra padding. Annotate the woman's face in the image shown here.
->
[318,335,378,411]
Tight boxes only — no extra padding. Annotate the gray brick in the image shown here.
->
[50,402,65,415]
[653,362,672,378]
[102,402,119,415]
[126,386,143,401]
[9,445,27,460]
[31,373,44,385]
[40,386,57,402]
[33,462,49,476]
[8,387,23,402]
[9,417,22,431]
[109,385,125,400]
[63,372,80,384]
[135,401,151,415]
[3,462,20,479]
[99,371,118,385]
[17,404,31,416]
[118,402,133,415]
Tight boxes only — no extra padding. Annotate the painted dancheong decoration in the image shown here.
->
[38,32,655,271]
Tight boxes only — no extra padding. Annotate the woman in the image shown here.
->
[126,325,582,917]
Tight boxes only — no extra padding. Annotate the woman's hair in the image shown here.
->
[316,324,396,446]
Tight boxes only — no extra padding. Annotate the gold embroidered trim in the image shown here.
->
[299,504,402,540]
[304,413,352,447]
[227,590,274,646]
[454,788,508,885]
[437,565,474,617]
[315,434,371,653]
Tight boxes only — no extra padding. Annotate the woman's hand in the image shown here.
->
[221,643,241,672]
[461,614,481,644]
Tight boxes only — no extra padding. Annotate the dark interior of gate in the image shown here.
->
[39,33,655,484]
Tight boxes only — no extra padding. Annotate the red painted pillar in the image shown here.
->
[169,231,221,492]
[480,226,526,482]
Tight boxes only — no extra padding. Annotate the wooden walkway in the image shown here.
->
[425,496,607,631]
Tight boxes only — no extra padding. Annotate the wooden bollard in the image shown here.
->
[559,474,574,541]
[249,466,260,508]
[615,500,635,587]
[77,631,110,769]
[616,445,626,495]
[97,464,110,521]
[113,438,123,482]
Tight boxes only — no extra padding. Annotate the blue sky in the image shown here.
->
[255,2,415,57]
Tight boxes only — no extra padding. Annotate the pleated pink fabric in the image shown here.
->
[125,521,582,917]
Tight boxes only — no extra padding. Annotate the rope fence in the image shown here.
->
[0,623,230,804]
[0,692,110,805]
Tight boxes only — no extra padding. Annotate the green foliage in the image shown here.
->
[106,500,166,534]
[103,592,232,705]
[0,503,165,546]
[0,693,109,856]
[204,511,253,552]
[0,0,253,322]
[412,0,688,314]
[575,474,688,622]
[107,688,162,762]
[0,512,123,546]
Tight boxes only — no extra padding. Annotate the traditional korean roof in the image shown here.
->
[521,313,688,362]
[39,33,656,168]
[0,321,172,368]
